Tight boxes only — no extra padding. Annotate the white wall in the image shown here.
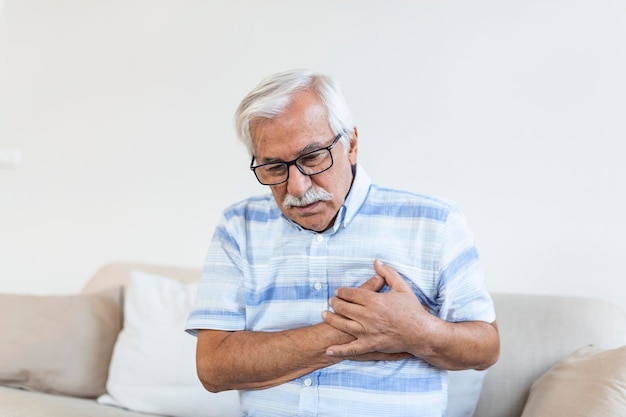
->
[1,1,625,311]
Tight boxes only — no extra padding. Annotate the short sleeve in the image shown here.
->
[436,206,496,324]
[185,217,247,336]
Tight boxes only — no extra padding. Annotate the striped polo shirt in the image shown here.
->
[186,165,495,417]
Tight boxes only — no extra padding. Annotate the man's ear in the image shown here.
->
[348,127,358,165]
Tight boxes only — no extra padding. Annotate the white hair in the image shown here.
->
[234,69,355,156]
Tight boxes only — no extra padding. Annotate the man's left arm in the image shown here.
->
[322,259,500,370]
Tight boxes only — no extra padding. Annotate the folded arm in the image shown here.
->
[323,260,500,371]
[195,275,412,393]
[196,323,344,392]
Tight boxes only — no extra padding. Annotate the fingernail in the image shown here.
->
[326,350,334,356]
[321,311,327,319]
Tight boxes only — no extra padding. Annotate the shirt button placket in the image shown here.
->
[302,233,325,417]
[298,375,318,417]
[309,233,328,310]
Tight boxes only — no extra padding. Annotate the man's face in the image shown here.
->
[251,90,358,232]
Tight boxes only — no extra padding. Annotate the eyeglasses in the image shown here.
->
[250,132,343,186]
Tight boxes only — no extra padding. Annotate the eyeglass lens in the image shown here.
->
[255,148,333,185]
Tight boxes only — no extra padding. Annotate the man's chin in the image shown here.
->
[299,221,331,233]
[288,211,336,233]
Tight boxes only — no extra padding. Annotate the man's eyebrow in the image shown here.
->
[259,140,325,164]
[258,156,283,164]
[300,140,325,154]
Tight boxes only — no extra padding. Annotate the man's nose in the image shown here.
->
[286,164,311,197]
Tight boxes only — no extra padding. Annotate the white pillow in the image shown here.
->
[97,270,241,417]
[446,369,486,417]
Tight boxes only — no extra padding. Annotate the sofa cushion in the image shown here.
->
[0,386,158,417]
[97,270,241,417]
[520,345,626,417]
[0,288,122,398]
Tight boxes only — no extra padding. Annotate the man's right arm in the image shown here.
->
[196,323,349,392]
[195,275,413,393]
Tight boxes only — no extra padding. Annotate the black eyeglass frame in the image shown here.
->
[249,132,344,186]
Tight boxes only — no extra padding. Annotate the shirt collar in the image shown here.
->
[330,163,371,233]
[281,163,372,235]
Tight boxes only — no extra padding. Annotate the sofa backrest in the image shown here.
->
[475,293,626,417]
[81,262,200,294]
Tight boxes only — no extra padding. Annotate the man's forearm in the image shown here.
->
[196,323,351,392]
[405,320,500,371]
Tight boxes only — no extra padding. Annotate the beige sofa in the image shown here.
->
[1,262,626,417]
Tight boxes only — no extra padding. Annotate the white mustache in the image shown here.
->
[283,187,333,209]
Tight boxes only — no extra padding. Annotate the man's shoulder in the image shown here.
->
[366,184,458,220]
[222,193,279,221]
[225,193,274,209]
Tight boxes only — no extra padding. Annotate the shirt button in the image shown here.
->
[316,235,323,242]
[314,282,322,291]
[304,378,312,386]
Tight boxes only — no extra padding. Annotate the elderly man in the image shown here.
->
[186,69,499,417]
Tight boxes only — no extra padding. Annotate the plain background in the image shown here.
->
[1,0,625,312]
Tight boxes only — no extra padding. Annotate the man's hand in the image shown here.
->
[322,259,430,357]
[322,259,500,370]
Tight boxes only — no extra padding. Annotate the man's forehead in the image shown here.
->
[251,131,333,162]
[253,133,329,162]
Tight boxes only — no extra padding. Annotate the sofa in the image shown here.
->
[1,262,626,417]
